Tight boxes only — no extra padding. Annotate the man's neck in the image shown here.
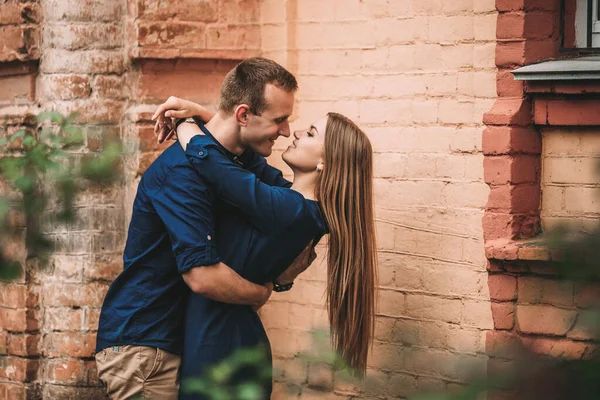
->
[204,113,246,156]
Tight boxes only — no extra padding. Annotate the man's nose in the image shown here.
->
[279,122,291,138]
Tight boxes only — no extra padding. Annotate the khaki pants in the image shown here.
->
[95,345,180,400]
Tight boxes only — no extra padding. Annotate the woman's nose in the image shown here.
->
[293,130,300,140]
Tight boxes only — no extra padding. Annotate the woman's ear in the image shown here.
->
[317,161,324,171]
[235,104,250,126]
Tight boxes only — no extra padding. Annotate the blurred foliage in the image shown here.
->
[182,345,272,400]
[0,111,122,281]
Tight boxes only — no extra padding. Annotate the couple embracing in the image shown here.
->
[94,57,377,399]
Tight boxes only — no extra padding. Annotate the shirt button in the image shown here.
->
[198,150,204,156]
[207,235,212,241]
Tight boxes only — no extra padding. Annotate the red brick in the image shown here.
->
[483,98,532,126]
[218,0,260,24]
[4,383,27,400]
[0,308,27,332]
[496,41,526,67]
[94,75,130,100]
[497,68,523,97]
[0,357,38,382]
[206,25,261,50]
[484,155,539,185]
[497,12,526,39]
[516,305,577,336]
[137,58,233,102]
[44,332,96,358]
[521,337,596,359]
[496,0,558,12]
[42,283,109,308]
[0,26,25,62]
[43,359,97,385]
[139,151,160,175]
[2,285,27,309]
[137,124,162,152]
[137,0,218,21]
[0,74,35,104]
[533,98,547,124]
[498,11,556,40]
[483,213,540,240]
[574,283,600,308]
[486,330,521,359]
[482,126,541,156]
[84,253,122,281]
[0,1,22,25]
[39,74,91,100]
[491,302,516,330]
[84,308,101,331]
[487,184,540,213]
[7,334,39,357]
[518,277,574,306]
[496,40,557,67]
[545,98,600,126]
[529,81,600,95]
[0,331,7,354]
[488,274,517,301]
[137,22,207,48]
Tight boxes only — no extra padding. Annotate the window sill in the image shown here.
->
[512,57,600,81]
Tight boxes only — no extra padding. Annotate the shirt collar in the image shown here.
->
[196,122,253,167]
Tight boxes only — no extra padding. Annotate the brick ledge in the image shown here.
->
[485,238,554,261]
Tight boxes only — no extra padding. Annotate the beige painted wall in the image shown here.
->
[258,1,496,397]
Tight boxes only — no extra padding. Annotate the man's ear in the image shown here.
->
[235,104,250,127]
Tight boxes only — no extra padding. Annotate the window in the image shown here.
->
[561,0,600,50]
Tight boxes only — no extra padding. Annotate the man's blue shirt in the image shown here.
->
[179,133,327,398]
[95,128,291,355]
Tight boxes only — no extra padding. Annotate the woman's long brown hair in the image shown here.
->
[315,112,378,375]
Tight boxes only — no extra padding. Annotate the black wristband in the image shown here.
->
[273,280,294,292]
[175,117,195,130]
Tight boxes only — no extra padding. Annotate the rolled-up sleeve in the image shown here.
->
[152,165,220,273]
[185,136,304,234]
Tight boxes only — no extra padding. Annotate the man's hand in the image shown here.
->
[275,244,317,285]
[253,282,273,312]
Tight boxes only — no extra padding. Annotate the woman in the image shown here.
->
[158,103,377,398]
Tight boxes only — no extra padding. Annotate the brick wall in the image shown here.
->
[260,1,497,398]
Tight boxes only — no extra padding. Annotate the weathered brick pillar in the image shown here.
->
[483,1,600,398]
[0,1,42,398]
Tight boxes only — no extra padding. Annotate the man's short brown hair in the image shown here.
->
[219,57,298,115]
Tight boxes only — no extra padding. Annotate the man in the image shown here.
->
[95,58,311,399]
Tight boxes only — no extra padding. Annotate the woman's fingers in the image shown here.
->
[151,96,180,120]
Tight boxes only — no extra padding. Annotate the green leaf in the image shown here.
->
[9,130,27,143]
[38,111,63,124]
[22,135,37,148]
[236,383,263,400]
[0,137,7,147]
[14,175,34,193]
[0,261,22,281]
